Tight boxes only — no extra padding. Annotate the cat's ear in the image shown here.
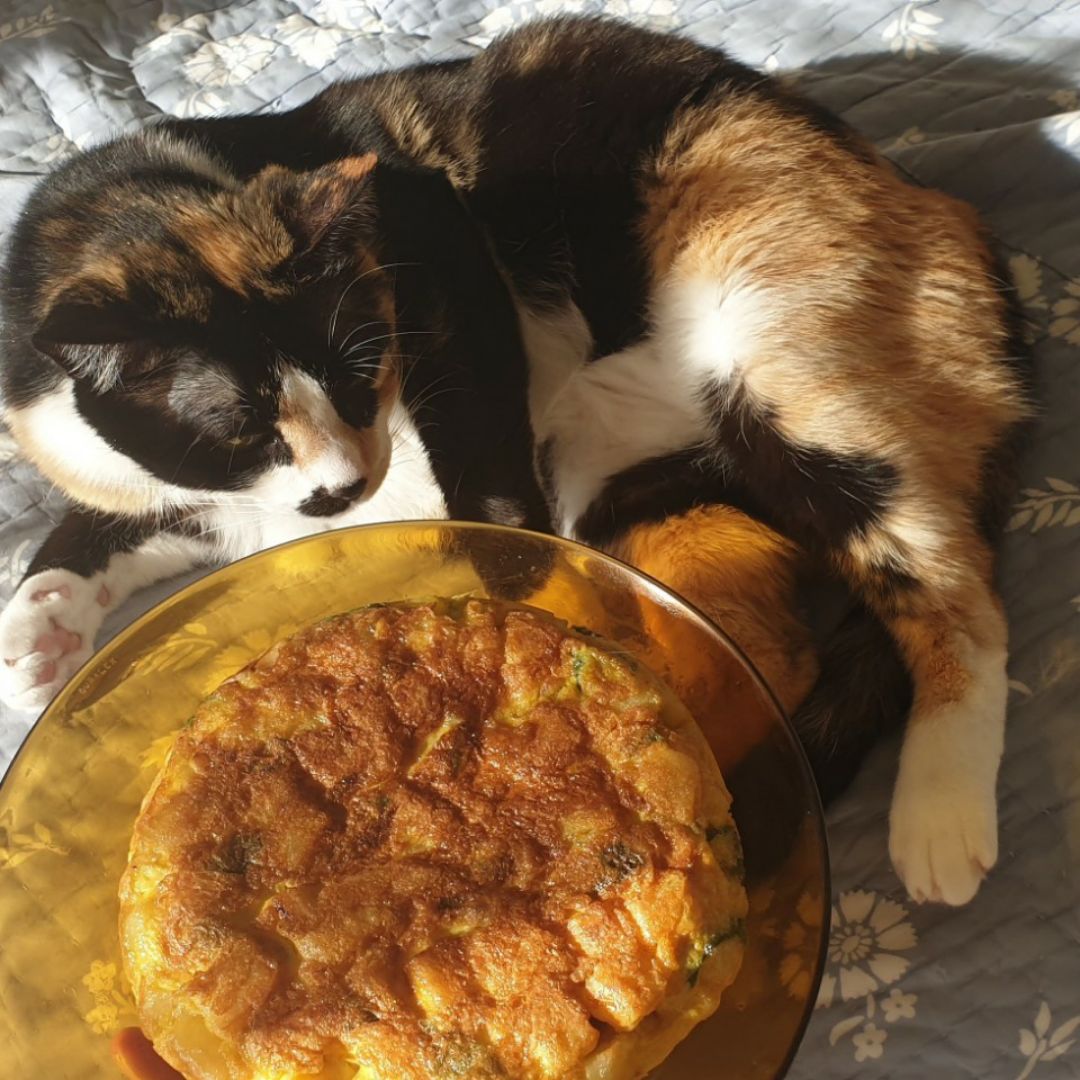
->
[31,296,149,389]
[249,154,379,259]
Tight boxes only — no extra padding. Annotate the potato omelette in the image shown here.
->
[119,599,747,1080]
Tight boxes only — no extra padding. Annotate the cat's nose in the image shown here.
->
[298,477,368,517]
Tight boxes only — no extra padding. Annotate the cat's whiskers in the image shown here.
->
[402,371,463,422]
[179,506,276,548]
[169,431,206,486]
[342,357,382,378]
[336,320,384,357]
[225,417,249,475]
[409,385,464,419]
[341,329,438,358]
[328,261,421,348]
[395,352,442,404]
[328,278,368,350]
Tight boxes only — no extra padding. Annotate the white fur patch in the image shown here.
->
[515,297,593,424]
[56,343,126,392]
[277,366,382,496]
[167,362,241,417]
[244,464,322,514]
[527,276,786,536]
[653,275,775,384]
[6,381,188,514]
[0,569,101,711]
[889,636,1007,905]
[536,338,710,535]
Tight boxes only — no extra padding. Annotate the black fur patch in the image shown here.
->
[298,479,368,517]
[704,383,900,550]
[575,391,899,555]
[27,508,175,579]
[374,164,552,535]
[790,600,913,803]
[722,739,815,885]
[574,447,732,549]
[464,17,875,358]
[535,439,555,498]
[450,527,556,601]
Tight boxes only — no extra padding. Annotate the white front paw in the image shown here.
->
[888,719,1000,906]
[0,569,108,712]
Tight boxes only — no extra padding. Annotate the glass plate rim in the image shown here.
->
[0,519,831,1078]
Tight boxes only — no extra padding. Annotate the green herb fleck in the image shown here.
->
[599,841,644,884]
[706,920,747,951]
[571,650,588,691]
[706,823,744,877]
[687,919,747,985]
[724,853,745,879]
[209,833,262,875]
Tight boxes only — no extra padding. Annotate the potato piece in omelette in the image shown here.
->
[120,599,747,1080]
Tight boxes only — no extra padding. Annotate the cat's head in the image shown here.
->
[3,134,402,521]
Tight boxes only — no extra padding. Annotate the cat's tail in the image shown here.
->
[790,600,912,804]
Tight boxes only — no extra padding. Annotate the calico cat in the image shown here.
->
[0,17,1030,907]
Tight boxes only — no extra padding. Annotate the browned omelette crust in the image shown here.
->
[120,600,747,1080]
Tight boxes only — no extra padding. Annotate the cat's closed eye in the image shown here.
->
[223,431,265,449]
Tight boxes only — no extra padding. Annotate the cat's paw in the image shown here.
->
[0,569,109,712]
[888,718,999,906]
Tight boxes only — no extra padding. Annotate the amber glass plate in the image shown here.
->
[0,522,827,1079]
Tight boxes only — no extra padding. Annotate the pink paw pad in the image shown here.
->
[97,585,111,607]
[31,623,83,660]
[33,660,58,688]
[31,584,72,603]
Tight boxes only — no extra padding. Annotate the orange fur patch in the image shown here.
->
[338,153,378,180]
[40,258,129,315]
[365,76,480,189]
[612,505,818,765]
[169,193,293,297]
[642,93,1031,495]
[276,415,328,471]
[891,613,971,711]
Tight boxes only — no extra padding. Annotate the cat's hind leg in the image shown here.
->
[842,516,1008,905]
[0,509,204,711]
[649,265,1023,903]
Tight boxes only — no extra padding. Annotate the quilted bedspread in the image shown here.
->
[1,1,1078,1076]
